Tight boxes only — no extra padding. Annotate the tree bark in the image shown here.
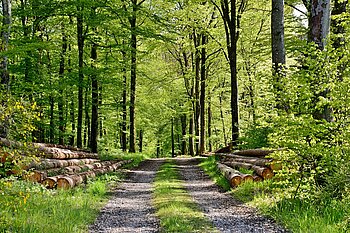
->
[208,95,212,152]
[129,0,137,153]
[58,25,67,145]
[121,45,128,151]
[271,0,287,111]
[216,162,242,187]
[180,114,187,155]
[199,34,207,155]
[224,161,274,179]
[138,129,143,152]
[193,31,201,155]
[90,41,98,153]
[76,4,85,148]
[309,0,331,51]
[0,0,11,92]
[171,117,175,157]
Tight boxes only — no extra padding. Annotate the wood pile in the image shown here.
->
[215,149,282,188]
[0,138,131,189]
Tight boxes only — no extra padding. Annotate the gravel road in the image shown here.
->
[89,159,165,233]
[90,157,287,233]
[175,157,287,233]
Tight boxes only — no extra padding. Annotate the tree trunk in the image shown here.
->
[217,153,282,171]
[76,4,84,148]
[199,34,207,155]
[224,161,274,179]
[271,0,287,111]
[208,95,212,152]
[188,111,194,156]
[121,46,128,151]
[0,0,11,93]
[69,96,75,146]
[49,95,55,143]
[84,85,90,148]
[90,41,98,153]
[58,25,67,145]
[216,162,242,187]
[138,129,143,152]
[192,31,201,155]
[180,114,187,155]
[309,0,331,51]
[171,117,175,157]
[129,1,137,153]
[271,0,286,74]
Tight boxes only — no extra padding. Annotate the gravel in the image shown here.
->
[175,157,288,233]
[89,159,165,233]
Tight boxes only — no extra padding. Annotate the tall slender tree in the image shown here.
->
[0,0,11,138]
[271,0,286,111]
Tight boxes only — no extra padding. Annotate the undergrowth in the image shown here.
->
[153,160,217,232]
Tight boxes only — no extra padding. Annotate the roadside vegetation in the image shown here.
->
[153,160,217,232]
[0,152,149,233]
[200,155,350,233]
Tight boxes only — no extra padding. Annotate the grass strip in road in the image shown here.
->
[153,160,217,233]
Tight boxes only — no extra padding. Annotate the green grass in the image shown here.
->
[0,152,150,233]
[199,156,350,233]
[198,156,231,191]
[153,160,217,232]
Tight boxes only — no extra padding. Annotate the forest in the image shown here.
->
[1,0,350,232]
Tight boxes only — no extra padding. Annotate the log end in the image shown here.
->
[230,175,242,187]
[42,177,57,189]
[57,177,75,189]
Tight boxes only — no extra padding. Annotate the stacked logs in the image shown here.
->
[215,149,282,188]
[0,138,131,189]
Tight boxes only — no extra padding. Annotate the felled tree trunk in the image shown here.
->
[56,160,129,189]
[224,161,274,179]
[27,160,116,183]
[29,158,99,170]
[217,153,282,171]
[217,162,242,187]
[232,149,278,158]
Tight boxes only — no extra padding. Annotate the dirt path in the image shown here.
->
[89,159,165,233]
[90,157,286,233]
[175,157,287,233]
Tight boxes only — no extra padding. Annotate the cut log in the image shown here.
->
[34,143,92,153]
[215,144,232,153]
[232,149,279,158]
[217,153,282,171]
[241,174,254,182]
[56,160,131,189]
[42,175,64,189]
[29,158,99,170]
[216,162,242,187]
[26,160,120,183]
[0,137,98,160]
[224,161,274,179]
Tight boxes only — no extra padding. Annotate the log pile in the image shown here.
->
[215,149,281,188]
[0,138,131,189]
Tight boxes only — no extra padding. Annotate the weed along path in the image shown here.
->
[175,157,287,233]
[89,159,165,233]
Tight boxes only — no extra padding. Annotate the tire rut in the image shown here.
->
[89,158,166,233]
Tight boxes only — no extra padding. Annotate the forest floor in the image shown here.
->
[89,157,287,233]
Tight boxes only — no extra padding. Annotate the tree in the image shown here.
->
[271,0,287,111]
[210,0,247,146]
[0,0,11,138]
